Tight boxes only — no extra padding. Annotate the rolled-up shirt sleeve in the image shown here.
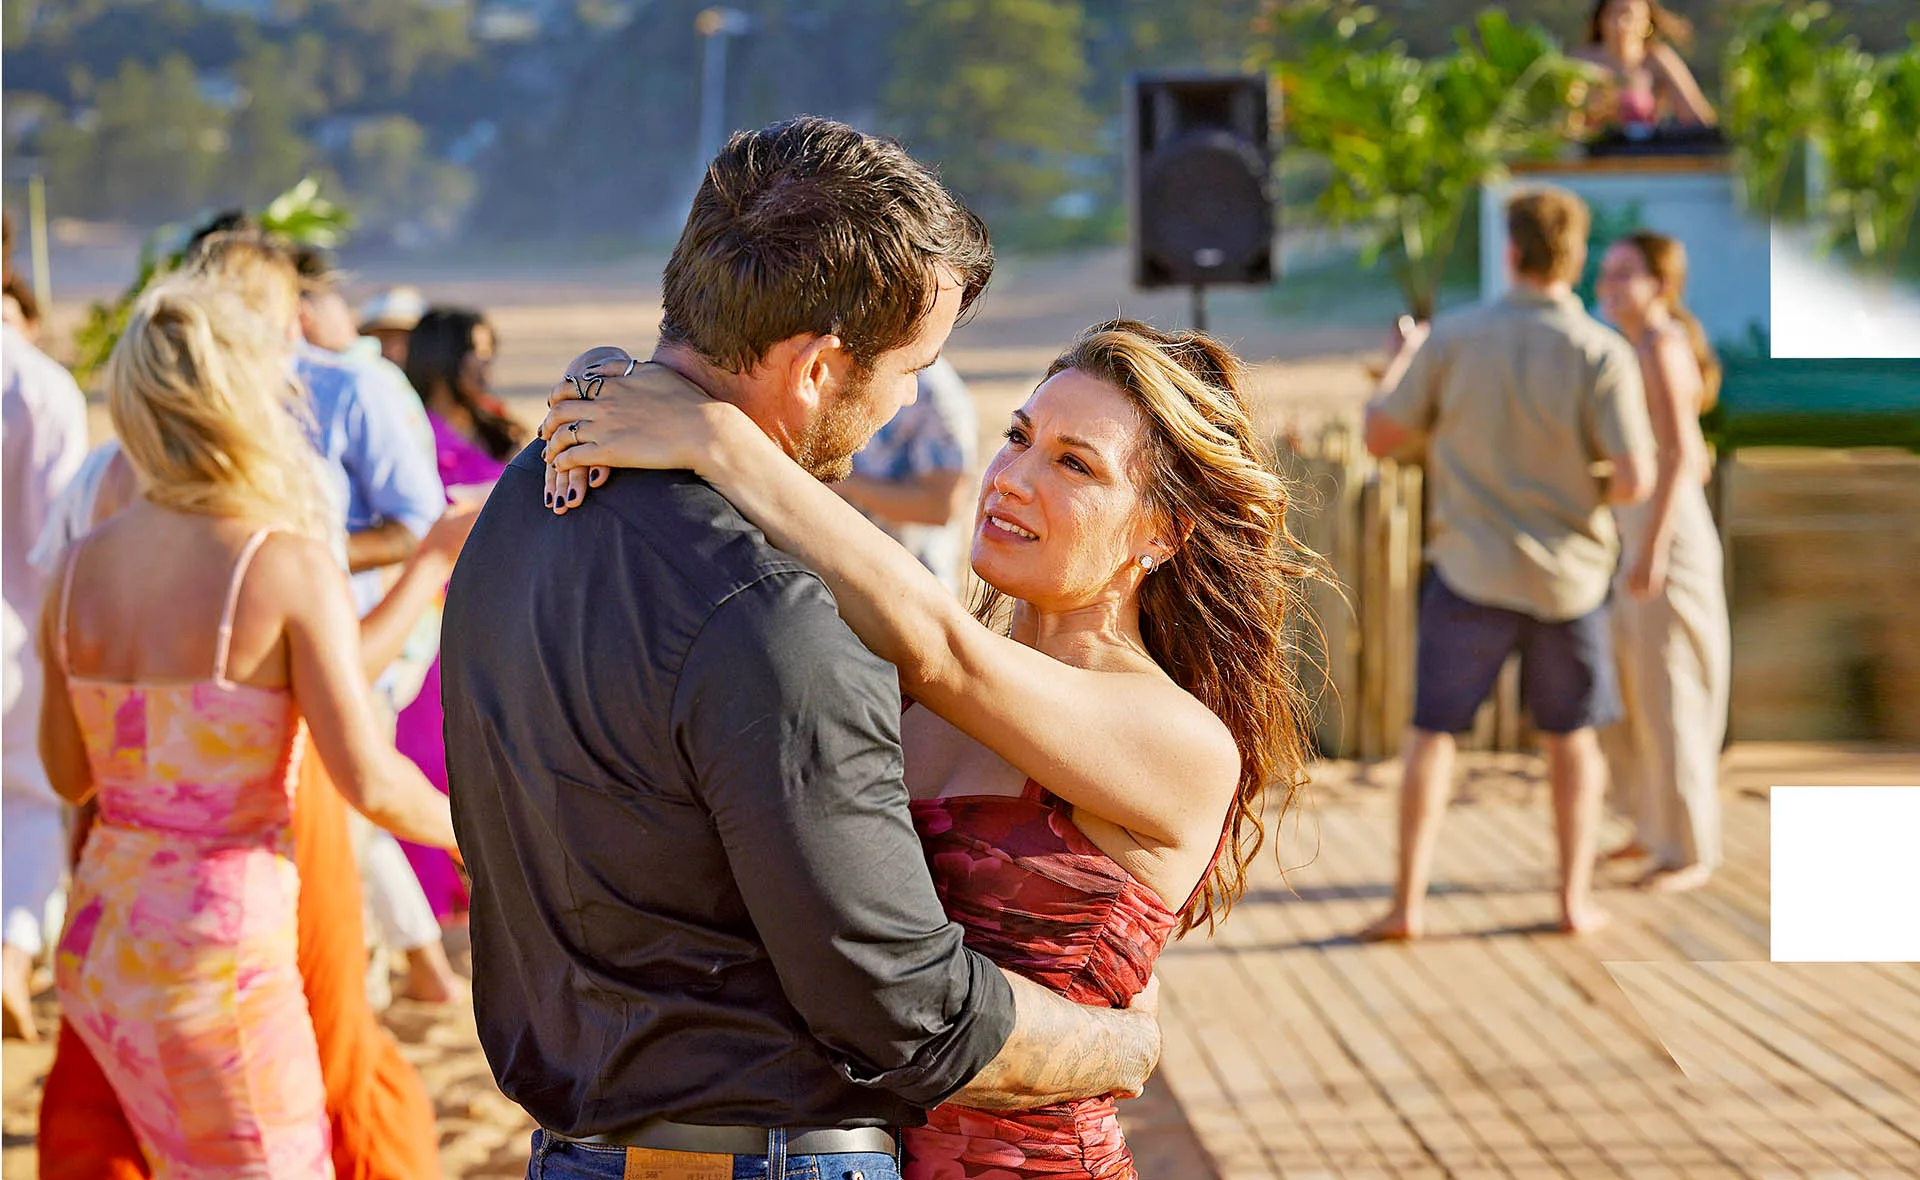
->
[672,570,1015,1108]
[1373,332,1444,443]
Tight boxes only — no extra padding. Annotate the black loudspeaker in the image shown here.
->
[1128,74,1274,290]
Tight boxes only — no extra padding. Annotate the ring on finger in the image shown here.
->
[569,420,584,439]
[621,357,639,376]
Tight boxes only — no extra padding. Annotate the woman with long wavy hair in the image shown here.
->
[1576,0,1717,134]
[1593,230,1730,894]
[37,276,460,1175]
[536,319,1328,1180]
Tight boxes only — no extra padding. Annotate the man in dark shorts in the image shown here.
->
[1358,187,1657,939]
[441,117,1160,1180]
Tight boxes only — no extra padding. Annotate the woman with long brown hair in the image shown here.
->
[535,319,1327,1179]
[1577,0,1717,135]
[1593,230,1731,893]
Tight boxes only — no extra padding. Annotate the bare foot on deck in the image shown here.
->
[1558,903,1612,935]
[1603,840,1649,862]
[401,943,467,1004]
[1639,864,1712,894]
[1358,908,1424,942]
[2,947,39,1042]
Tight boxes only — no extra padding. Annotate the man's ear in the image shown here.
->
[786,333,855,413]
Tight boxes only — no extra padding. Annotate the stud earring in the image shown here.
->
[1137,554,1155,571]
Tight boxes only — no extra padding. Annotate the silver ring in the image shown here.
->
[569,420,582,439]
[583,376,604,400]
[564,372,584,397]
[621,357,639,376]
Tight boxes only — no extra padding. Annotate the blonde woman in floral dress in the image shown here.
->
[38,277,459,1177]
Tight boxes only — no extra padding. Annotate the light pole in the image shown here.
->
[25,168,52,308]
[694,7,750,177]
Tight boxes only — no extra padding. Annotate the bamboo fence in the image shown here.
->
[1277,421,1531,761]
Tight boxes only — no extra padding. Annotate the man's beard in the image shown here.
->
[793,368,880,482]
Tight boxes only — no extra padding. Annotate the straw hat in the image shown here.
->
[359,285,426,333]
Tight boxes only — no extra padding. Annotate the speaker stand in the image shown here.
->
[1189,284,1208,333]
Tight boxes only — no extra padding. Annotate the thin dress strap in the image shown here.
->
[213,529,275,687]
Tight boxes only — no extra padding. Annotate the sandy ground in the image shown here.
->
[4,249,1388,1178]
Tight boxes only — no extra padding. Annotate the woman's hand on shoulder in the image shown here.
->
[539,350,748,514]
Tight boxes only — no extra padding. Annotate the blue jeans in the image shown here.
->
[527,1129,903,1180]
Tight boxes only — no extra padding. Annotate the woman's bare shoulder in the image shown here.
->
[1105,661,1241,781]
[245,530,346,608]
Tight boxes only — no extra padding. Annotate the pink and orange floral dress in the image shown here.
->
[905,773,1202,1180]
[53,529,333,1177]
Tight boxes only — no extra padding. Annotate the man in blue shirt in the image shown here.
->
[292,249,460,1005]
[295,322,445,614]
[840,356,978,595]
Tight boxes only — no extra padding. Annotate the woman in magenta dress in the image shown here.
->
[540,320,1329,1179]
[392,308,520,922]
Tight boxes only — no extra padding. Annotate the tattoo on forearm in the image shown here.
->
[954,977,1157,1110]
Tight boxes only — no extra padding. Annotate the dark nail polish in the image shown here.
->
[568,488,580,504]
[544,492,553,506]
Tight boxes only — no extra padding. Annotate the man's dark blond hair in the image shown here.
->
[660,116,993,375]
[1507,188,1591,284]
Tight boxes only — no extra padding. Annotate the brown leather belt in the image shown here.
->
[555,1118,898,1156]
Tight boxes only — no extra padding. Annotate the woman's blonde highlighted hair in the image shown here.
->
[975,319,1332,935]
[106,274,329,538]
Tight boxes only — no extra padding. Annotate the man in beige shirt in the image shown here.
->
[1360,188,1656,939]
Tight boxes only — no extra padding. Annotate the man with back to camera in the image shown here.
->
[440,117,1160,1180]
[1359,186,1657,941]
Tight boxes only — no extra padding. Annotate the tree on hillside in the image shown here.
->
[39,54,225,223]
[340,115,477,246]
[221,36,328,208]
[883,0,1095,218]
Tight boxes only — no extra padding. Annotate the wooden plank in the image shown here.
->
[1338,806,1633,1177]
[1311,806,1622,1174]
[1436,807,1756,1178]
[1463,798,1818,1175]
[1263,808,1569,1178]
[1471,798,1907,1174]
[1153,954,1287,1178]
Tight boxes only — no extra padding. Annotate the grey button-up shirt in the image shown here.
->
[441,446,1014,1136]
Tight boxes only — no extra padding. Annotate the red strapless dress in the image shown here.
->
[903,776,1193,1180]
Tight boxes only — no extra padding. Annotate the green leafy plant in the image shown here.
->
[1724,3,1920,278]
[1269,4,1596,321]
[1811,33,1920,272]
[1722,0,1841,220]
[70,177,351,385]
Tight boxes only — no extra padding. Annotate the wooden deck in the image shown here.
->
[7,745,1919,1179]
[1122,745,1920,1179]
